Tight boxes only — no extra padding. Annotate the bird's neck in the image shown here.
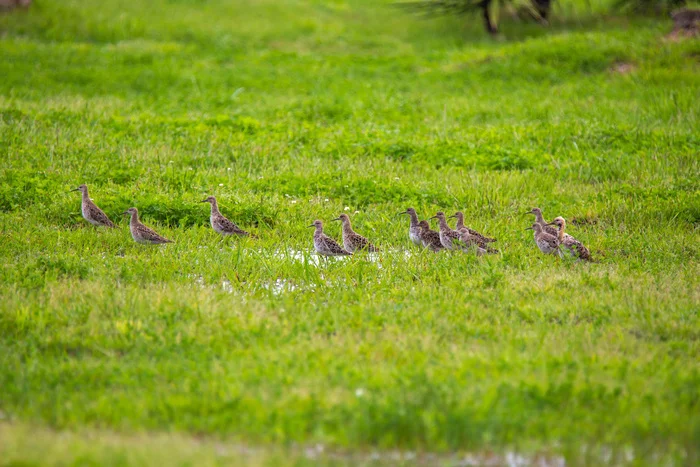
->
[81,190,90,202]
[408,212,418,226]
[455,214,464,229]
[209,200,220,215]
[438,217,450,232]
[534,212,545,224]
[557,223,566,242]
[314,226,324,236]
[130,212,140,225]
[341,220,354,234]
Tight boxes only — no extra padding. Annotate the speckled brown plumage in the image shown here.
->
[547,217,592,262]
[526,207,572,240]
[201,196,254,238]
[71,184,115,228]
[417,220,443,252]
[124,207,173,245]
[309,220,352,256]
[458,229,499,255]
[431,212,463,250]
[334,213,378,253]
[450,211,496,244]
[526,223,560,256]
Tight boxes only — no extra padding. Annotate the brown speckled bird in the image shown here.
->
[309,220,352,257]
[449,211,496,244]
[201,196,254,238]
[333,213,378,253]
[124,208,173,245]
[547,217,592,262]
[526,223,560,256]
[417,220,443,252]
[525,207,572,240]
[431,211,462,250]
[458,229,499,255]
[71,184,115,228]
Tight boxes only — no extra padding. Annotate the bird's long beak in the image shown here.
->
[200,199,209,203]
[122,211,130,216]
[397,211,407,216]
[524,226,533,231]
[524,211,534,215]
[447,215,456,219]
[308,224,315,228]
[429,215,438,220]
[331,217,341,222]
[70,188,80,192]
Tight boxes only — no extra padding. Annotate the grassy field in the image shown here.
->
[1,0,699,465]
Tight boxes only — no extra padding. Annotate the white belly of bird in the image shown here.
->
[81,203,100,226]
[343,238,355,253]
[313,237,329,255]
[130,227,149,244]
[439,232,455,250]
[211,216,229,235]
[409,228,421,246]
[536,238,558,255]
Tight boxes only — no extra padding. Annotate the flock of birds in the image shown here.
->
[72,184,593,262]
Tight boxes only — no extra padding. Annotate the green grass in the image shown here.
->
[1,0,699,465]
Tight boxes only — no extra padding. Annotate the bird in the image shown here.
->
[525,223,561,256]
[449,211,496,243]
[332,213,378,253]
[123,208,173,245]
[200,196,254,238]
[70,184,115,228]
[398,207,422,246]
[525,207,571,239]
[547,217,593,262]
[458,229,499,255]
[430,212,463,250]
[417,220,443,252]
[309,220,352,256]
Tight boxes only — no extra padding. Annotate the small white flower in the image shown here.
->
[324,198,329,202]
[291,200,297,204]
[344,206,350,211]
[394,177,400,180]
[355,388,366,397]
[169,160,174,164]
[227,167,232,171]
[219,183,224,187]
[354,210,360,214]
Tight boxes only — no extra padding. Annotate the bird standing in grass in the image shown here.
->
[547,217,592,262]
[526,223,560,256]
[525,207,570,239]
[309,220,352,257]
[201,196,254,238]
[417,220,443,252]
[431,212,462,250]
[449,211,497,244]
[458,229,500,255]
[124,208,173,245]
[398,207,422,246]
[332,213,379,253]
[71,184,115,228]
